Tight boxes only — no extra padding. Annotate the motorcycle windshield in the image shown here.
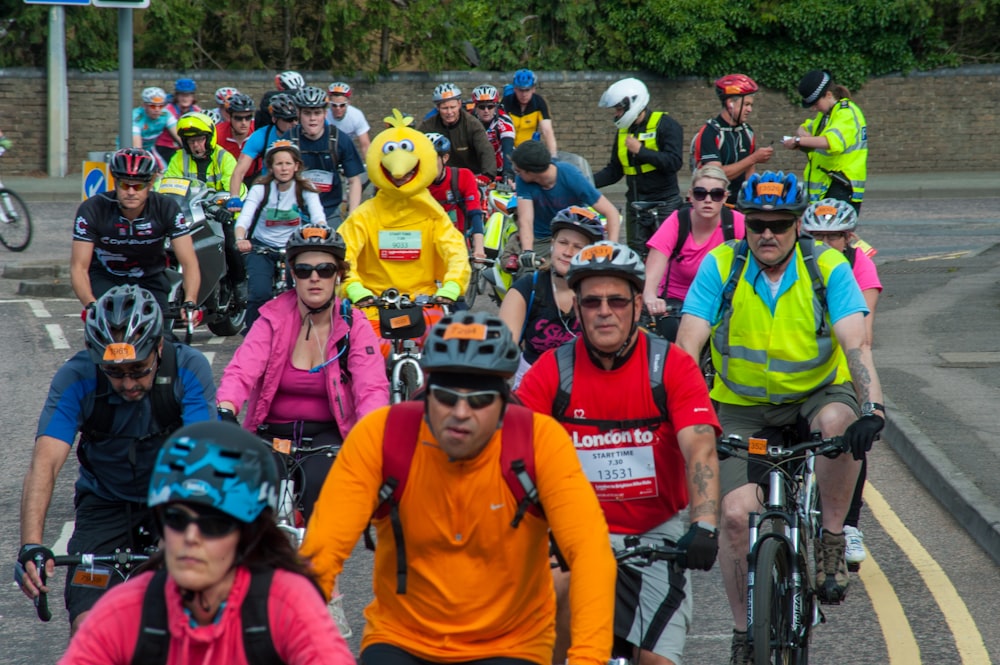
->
[156,177,209,229]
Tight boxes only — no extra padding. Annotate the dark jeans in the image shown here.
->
[244,243,283,333]
[361,644,538,665]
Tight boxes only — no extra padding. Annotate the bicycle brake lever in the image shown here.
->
[33,553,51,622]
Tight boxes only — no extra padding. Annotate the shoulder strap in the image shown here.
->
[721,206,735,241]
[244,182,271,241]
[717,239,749,323]
[328,126,340,171]
[80,371,114,444]
[336,299,353,383]
[798,236,829,335]
[519,270,541,343]
[449,167,468,222]
[645,333,670,421]
[150,342,183,436]
[662,206,693,298]
[130,569,171,665]
[551,340,578,421]
[241,568,282,665]
[844,244,857,268]
[501,405,542,526]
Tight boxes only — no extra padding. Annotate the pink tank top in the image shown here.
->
[267,358,335,423]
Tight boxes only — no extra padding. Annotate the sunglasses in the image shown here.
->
[147,104,165,109]
[691,187,727,203]
[161,505,240,538]
[100,358,156,380]
[746,218,797,235]
[231,114,253,122]
[579,295,635,311]
[430,386,501,409]
[477,104,497,110]
[292,262,338,280]
[117,180,150,191]
[329,102,348,108]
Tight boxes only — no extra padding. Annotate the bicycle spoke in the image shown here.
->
[0,188,33,251]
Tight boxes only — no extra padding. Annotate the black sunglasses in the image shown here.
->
[100,355,157,380]
[430,386,501,409]
[161,505,240,538]
[746,218,797,235]
[477,104,497,110]
[231,114,253,122]
[292,262,338,279]
[691,187,727,203]
[579,295,634,311]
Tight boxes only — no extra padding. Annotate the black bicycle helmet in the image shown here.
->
[566,241,645,291]
[148,421,279,523]
[268,93,298,121]
[737,171,807,215]
[550,206,607,243]
[286,223,347,262]
[293,86,328,109]
[421,311,520,378]
[109,148,157,181]
[84,285,163,365]
[226,93,256,114]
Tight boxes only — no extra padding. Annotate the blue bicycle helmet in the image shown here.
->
[513,69,536,89]
[737,171,808,215]
[174,78,197,94]
[148,421,279,523]
[424,132,451,155]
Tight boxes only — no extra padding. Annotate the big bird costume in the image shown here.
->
[340,109,470,319]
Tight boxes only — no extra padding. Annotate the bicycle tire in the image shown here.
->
[752,537,796,665]
[0,188,32,251]
[465,266,480,308]
[399,362,421,402]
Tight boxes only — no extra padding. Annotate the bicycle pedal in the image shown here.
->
[847,562,861,572]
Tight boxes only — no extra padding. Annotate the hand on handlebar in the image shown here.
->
[843,414,884,460]
[644,294,668,316]
[236,238,252,253]
[15,544,55,599]
[676,523,718,571]
[225,197,243,213]
[354,296,376,308]
[518,250,538,271]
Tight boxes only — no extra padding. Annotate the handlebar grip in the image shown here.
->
[34,554,51,622]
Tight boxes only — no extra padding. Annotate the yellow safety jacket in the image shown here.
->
[801,98,867,203]
[709,240,852,405]
[164,146,246,196]
[618,111,664,175]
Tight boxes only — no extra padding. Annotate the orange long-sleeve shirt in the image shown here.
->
[300,405,616,665]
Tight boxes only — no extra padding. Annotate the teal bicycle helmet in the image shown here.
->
[421,312,520,378]
[737,171,807,215]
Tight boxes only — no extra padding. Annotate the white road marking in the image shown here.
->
[52,521,75,556]
[27,299,51,318]
[203,351,215,366]
[45,324,70,349]
[207,335,225,345]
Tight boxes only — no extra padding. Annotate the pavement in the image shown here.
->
[4,170,1000,568]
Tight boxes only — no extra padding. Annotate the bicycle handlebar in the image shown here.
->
[613,542,683,567]
[716,434,848,460]
[34,550,153,622]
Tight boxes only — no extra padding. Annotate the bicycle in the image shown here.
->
[629,200,670,260]
[464,256,494,308]
[253,245,291,297]
[716,431,849,665]
[0,153,33,251]
[25,548,153,622]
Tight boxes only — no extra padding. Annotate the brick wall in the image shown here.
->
[0,65,997,176]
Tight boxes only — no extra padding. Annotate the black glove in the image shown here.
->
[843,414,884,460]
[677,522,718,571]
[217,407,238,425]
[518,250,537,270]
[15,544,54,586]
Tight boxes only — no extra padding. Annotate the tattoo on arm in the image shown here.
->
[692,424,715,435]
[687,459,719,521]
[845,347,872,401]
[690,500,718,521]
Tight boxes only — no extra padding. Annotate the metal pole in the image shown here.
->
[47,6,68,177]
[118,8,133,149]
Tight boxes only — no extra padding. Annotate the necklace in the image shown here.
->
[550,273,576,336]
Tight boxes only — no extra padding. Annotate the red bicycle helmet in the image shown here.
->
[715,74,759,100]
[109,148,157,181]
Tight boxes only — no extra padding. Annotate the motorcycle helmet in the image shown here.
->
[177,111,217,152]
[599,78,650,130]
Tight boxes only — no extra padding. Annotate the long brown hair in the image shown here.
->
[251,147,318,212]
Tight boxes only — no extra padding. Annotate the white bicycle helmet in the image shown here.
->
[599,78,650,129]
[141,87,167,105]
[802,198,858,233]
[566,241,645,290]
[275,71,305,92]
[214,86,239,106]
[432,83,462,104]
[471,85,499,103]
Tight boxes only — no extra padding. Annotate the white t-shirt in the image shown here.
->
[237,181,326,248]
[325,105,371,140]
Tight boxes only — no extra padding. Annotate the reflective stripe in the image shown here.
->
[180,150,226,189]
[804,99,867,202]
[619,112,664,176]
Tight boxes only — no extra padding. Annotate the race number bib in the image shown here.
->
[578,445,658,501]
[301,169,335,193]
[378,230,422,260]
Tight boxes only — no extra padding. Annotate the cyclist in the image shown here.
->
[339,112,470,354]
[300,311,617,665]
[418,83,497,178]
[510,140,620,268]
[692,74,773,204]
[471,84,515,184]
[163,111,245,196]
[675,171,885,662]
[256,70,306,128]
[325,82,372,158]
[233,140,325,332]
[643,165,746,341]
[783,70,868,213]
[425,131,486,259]
[228,93,300,209]
[215,93,256,159]
[206,85,239,125]
[16,286,215,635]
[70,147,200,327]
[131,86,179,170]
[58,420,352,663]
[501,69,557,154]
[517,240,721,665]
[802,198,882,568]
[498,205,605,388]
[155,78,201,165]
[288,86,364,226]
[594,77,684,259]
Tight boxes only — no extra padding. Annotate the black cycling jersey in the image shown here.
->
[73,191,190,278]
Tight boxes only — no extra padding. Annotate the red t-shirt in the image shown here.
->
[516,334,720,534]
[427,166,481,233]
[216,120,255,159]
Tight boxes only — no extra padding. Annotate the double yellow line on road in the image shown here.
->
[862,485,989,663]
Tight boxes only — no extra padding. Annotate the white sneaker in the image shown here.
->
[328,594,353,639]
[844,525,866,566]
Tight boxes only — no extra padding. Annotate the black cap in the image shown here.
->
[798,70,832,108]
[511,140,551,173]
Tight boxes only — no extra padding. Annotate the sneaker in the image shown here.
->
[844,525,866,571]
[730,629,752,665]
[328,594,353,639]
[814,530,850,604]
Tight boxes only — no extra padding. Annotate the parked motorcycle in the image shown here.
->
[157,177,247,338]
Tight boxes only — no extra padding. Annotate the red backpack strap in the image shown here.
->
[500,405,543,525]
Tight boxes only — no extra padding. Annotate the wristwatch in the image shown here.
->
[794,136,801,146]
[861,402,885,417]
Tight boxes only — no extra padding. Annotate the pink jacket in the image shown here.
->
[59,567,353,665]
[217,291,389,434]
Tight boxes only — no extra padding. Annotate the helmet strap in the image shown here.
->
[578,287,641,368]
[300,296,335,340]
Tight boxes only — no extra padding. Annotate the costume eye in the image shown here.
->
[381,141,400,154]
[399,139,415,151]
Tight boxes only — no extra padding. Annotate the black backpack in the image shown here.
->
[660,205,736,298]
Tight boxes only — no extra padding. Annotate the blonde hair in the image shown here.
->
[690,164,730,189]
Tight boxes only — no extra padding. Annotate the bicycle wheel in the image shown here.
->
[465,266,481,308]
[752,538,795,665]
[0,188,32,251]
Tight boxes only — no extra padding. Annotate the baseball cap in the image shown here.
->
[512,140,551,173]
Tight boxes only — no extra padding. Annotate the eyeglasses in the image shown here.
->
[292,262,338,279]
[147,104,165,109]
[116,180,150,191]
[329,102,348,108]
[691,187,728,203]
[579,295,635,311]
[161,505,240,538]
[100,356,156,380]
[476,104,497,110]
[745,218,797,235]
[430,386,501,409]
[231,114,253,122]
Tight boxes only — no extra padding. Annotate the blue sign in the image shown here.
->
[83,164,108,199]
